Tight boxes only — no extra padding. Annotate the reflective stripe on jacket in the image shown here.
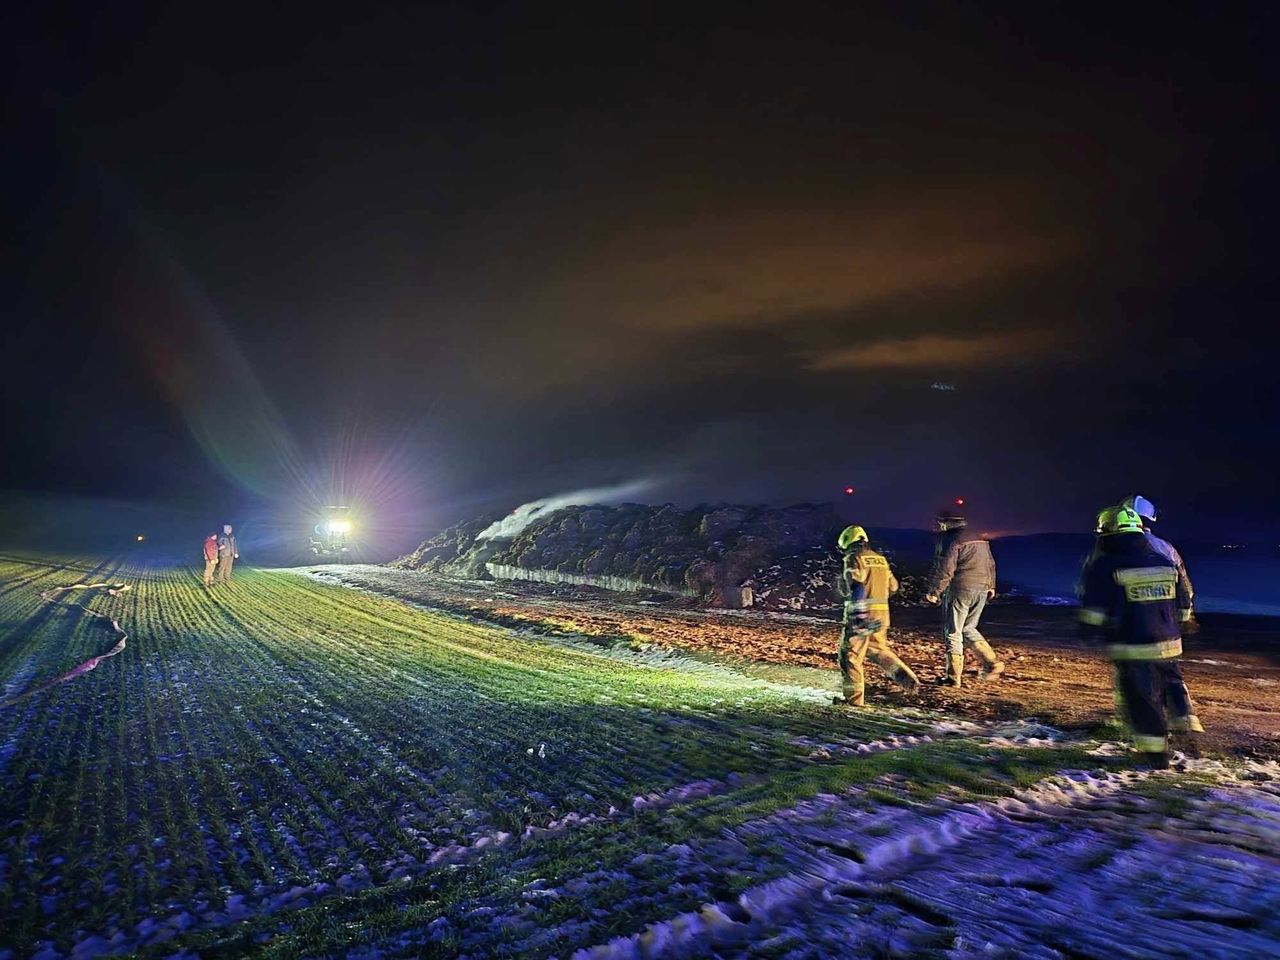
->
[844,546,899,625]
[1078,532,1191,660]
[1145,532,1194,603]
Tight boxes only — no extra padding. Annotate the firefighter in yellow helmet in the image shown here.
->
[834,525,920,706]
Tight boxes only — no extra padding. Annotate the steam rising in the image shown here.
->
[476,480,653,541]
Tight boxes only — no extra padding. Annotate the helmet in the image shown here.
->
[1094,506,1121,535]
[837,525,868,550]
[935,509,966,531]
[1111,506,1144,535]
[1122,495,1157,522]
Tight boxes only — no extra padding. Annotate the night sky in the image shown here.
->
[3,2,1277,544]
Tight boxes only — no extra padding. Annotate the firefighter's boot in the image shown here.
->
[836,672,866,707]
[866,653,919,694]
[936,655,964,688]
[972,639,1005,681]
[891,660,921,693]
[1137,751,1170,770]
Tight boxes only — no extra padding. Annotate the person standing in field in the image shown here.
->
[834,525,920,706]
[1120,495,1204,736]
[202,531,219,587]
[216,523,239,584]
[924,507,1004,687]
[1078,506,1193,768]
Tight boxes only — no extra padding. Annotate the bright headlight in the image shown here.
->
[327,520,353,534]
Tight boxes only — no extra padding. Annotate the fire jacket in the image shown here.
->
[1077,531,1195,606]
[842,545,899,626]
[203,536,218,561]
[1078,532,1191,660]
[926,527,996,595]
[218,533,238,558]
[1145,531,1194,603]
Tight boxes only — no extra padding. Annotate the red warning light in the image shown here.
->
[955,497,965,507]
[843,486,855,496]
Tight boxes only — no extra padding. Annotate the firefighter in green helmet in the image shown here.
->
[834,524,920,706]
[1079,506,1194,768]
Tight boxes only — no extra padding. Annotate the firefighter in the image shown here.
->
[924,508,1003,686]
[202,531,219,587]
[1078,506,1193,769]
[834,525,919,706]
[216,523,239,584]
[1122,495,1195,609]
[1120,495,1203,735]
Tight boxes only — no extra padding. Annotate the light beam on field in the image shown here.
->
[107,213,309,499]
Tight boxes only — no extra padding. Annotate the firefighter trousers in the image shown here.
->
[1114,659,1193,753]
[202,558,218,586]
[838,624,918,706]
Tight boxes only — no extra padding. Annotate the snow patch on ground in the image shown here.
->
[570,762,1280,959]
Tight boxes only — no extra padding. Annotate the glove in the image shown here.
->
[925,594,940,605]
[987,589,996,600]
[1182,615,1200,636]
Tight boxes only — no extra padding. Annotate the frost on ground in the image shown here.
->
[1,556,1279,959]
[565,762,1280,960]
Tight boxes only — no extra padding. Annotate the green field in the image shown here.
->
[2,555,1278,959]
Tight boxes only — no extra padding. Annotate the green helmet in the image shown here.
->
[837,525,868,551]
[1111,506,1144,535]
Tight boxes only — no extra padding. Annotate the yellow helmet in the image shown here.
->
[1094,506,1121,535]
[837,525,868,550]
[1111,506,1144,535]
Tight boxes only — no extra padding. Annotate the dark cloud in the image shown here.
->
[2,1,1276,541]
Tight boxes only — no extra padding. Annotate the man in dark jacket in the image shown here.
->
[1079,506,1193,768]
[924,508,1003,687]
[216,524,239,584]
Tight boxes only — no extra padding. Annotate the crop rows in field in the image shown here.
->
[0,557,923,957]
[2,556,1278,960]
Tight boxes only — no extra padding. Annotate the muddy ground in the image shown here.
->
[309,565,1280,761]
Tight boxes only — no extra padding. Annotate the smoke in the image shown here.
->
[475,480,654,541]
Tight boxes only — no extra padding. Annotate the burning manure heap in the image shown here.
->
[394,502,888,608]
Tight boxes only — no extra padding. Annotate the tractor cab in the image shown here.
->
[310,506,354,557]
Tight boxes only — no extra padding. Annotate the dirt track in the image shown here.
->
[317,565,1280,760]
